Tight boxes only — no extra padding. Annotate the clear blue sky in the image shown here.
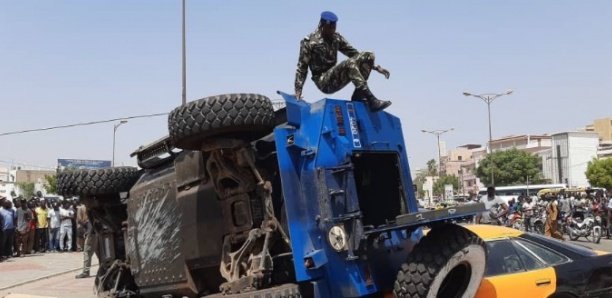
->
[1,1,611,172]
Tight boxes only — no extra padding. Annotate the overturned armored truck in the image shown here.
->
[58,93,486,297]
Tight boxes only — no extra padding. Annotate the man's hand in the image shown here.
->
[375,65,390,79]
[295,90,303,100]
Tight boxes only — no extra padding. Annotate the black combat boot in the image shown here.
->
[360,87,391,112]
[351,88,366,102]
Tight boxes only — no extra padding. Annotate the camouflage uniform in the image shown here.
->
[295,29,375,96]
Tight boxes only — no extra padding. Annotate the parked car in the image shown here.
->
[468,225,612,298]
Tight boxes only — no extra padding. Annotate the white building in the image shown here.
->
[540,132,599,187]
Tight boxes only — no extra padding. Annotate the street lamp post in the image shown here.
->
[462,90,513,186]
[421,128,454,176]
[112,120,128,167]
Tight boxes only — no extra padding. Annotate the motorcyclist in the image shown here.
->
[476,186,509,225]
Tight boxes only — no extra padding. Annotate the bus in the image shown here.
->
[477,184,566,203]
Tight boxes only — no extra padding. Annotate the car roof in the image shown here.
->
[462,224,523,240]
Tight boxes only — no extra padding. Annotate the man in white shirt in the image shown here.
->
[522,197,537,232]
[59,201,74,251]
[47,203,61,252]
[476,186,509,224]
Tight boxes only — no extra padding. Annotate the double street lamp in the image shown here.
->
[421,128,454,176]
[112,120,128,167]
[462,90,513,185]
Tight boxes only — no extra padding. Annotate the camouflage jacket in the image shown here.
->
[294,29,359,93]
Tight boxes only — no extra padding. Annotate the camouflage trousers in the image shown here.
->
[314,51,375,94]
[81,223,95,274]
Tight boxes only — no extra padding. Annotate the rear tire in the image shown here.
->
[593,227,602,244]
[203,283,301,298]
[393,224,486,298]
[534,221,545,235]
[168,93,275,150]
[57,167,140,197]
[569,228,580,241]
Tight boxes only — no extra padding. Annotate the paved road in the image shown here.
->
[568,235,612,252]
[0,252,98,298]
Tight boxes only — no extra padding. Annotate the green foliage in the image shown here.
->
[586,158,612,190]
[433,175,460,196]
[43,174,58,194]
[16,181,36,198]
[426,159,438,176]
[476,148,544,186]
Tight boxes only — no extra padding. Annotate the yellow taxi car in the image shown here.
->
[466,225,612,298]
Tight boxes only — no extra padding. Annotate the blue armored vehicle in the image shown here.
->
[58,93,486,298]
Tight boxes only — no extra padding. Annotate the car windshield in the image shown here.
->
[521,233,597,257]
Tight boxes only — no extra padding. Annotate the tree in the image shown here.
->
[433,175,460,197]
[426,159,438,176]
[586,158,612,190]
[43,174,58,194]
[476,148,544,186]
[16,181,36,198]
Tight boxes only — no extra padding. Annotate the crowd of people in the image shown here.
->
[0,196,89,262]
[478,186,612,240]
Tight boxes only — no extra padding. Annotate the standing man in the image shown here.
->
[476,186,509,224]
[47,203,61,252]
[59,201,74,252]
[0,200,16,260]
[15,199,33,256]
[27,201,37,254]
[35,200,49,252]
[75,218,95,279]
[522,197,536,232]
[76,201,88,251]
[545,194,564,240]
[295,11,392,112]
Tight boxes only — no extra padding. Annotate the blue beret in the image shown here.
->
[320,11,338,24]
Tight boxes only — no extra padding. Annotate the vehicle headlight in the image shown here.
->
[328,225,348,252]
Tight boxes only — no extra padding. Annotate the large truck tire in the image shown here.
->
[393,224,486,298]
[57,167,140,197]
[203,283,301,298]
[168,93,275,150]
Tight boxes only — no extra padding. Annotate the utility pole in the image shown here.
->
[462,90,513,185]
[421,128,454,176]
[556,145,563,185]
[112,120,128,167]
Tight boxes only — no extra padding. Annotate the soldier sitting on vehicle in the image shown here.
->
[294,11,392,112]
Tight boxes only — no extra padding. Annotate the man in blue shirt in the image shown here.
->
[0,199,16,260]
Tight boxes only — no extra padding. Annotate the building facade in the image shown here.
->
[490,134,552,153]
[440,144,484,196]
[584,117,612,143]
[540,132,599,187]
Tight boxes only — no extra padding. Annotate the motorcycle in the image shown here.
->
[506,211,523,231]
[567,208,602,243]
[528,207,546,235]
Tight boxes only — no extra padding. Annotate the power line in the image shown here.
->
[0,112,168,137]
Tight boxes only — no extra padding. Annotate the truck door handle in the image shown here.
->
[535,279,551,286]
